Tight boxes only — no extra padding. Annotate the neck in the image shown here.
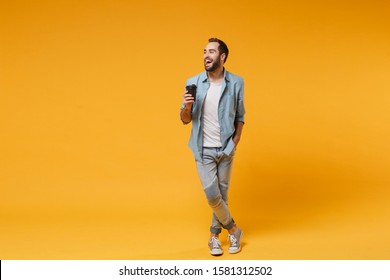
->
[207,67,224,83]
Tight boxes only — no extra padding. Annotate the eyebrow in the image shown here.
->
[204,48,217,52]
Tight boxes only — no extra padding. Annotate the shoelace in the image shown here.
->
[210,237,221,249]
[228,234,238,247]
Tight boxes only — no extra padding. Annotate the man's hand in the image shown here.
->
[182,90,194,110]
[180,90,194,124]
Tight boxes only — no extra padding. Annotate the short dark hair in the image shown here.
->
[208,38,229,63]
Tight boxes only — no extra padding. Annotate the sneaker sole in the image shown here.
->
[210,249,223,256]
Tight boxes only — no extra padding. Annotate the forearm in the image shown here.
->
[180,106,192,124]
[233,121,244,144]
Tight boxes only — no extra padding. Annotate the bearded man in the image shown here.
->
[180,38,246,256]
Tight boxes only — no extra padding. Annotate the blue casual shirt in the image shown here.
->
[181,69,245,161]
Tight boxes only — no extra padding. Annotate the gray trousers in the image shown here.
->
[196,147,235,234]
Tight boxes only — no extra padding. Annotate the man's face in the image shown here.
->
[204,42,224,72]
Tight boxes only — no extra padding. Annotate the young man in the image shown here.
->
[180,38,245,255]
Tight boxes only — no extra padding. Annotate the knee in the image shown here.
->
[207,193,223,208]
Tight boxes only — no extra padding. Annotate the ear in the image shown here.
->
[221,53,226,63]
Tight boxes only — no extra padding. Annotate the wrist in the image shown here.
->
[183,105,192,112]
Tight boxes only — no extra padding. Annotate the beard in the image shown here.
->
[204,57,221,72]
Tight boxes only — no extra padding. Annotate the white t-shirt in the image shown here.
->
[203,82,222,147]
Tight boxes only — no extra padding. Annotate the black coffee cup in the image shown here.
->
[186,84,197,99]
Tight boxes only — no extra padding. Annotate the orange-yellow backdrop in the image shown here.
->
[1,0,389,259]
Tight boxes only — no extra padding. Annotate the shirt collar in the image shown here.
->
[201,68,230,83]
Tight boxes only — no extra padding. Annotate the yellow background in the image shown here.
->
[1,0,389,259]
